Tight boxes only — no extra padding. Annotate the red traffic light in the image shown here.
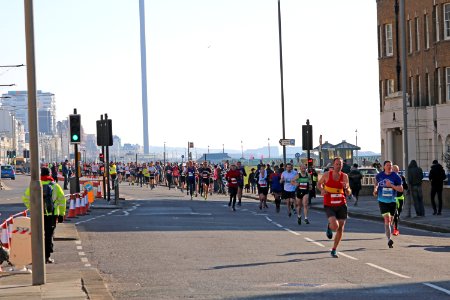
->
[99,153,104,162]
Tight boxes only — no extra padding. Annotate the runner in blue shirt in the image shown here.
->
[280,163,298,218]
[373,160,403,249]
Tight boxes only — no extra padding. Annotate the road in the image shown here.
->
[2,178,450,299]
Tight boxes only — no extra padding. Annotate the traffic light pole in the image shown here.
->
[105,114,111,202]
[102,146,106,200]
[73,109,80,193]
[306,119,311,168]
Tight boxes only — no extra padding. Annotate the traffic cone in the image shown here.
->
[96,181,102,198]
[1,222,9,249]
[66,194,76,218]
[75,194,81,216]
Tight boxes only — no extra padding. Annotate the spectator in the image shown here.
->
[348,163,362,206]
[429,159,447,215]
[407,160,425,216]
[62,160,69,190]
[248,168,257,194]
[342,159,351,174]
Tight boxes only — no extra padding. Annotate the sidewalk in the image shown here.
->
[0,221,113,299]
[243,193,450,233]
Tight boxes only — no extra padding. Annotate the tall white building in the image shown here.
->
[0,90,56,137]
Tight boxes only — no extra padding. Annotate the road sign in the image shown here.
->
[295,152,301,158]
[279,139,295,146]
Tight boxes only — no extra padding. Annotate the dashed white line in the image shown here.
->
[76,246,82,250]
[423,283,450,296]
[304,237,325,248]
[265,217,272,222]
[80,257,89,263]
[78,252,85,256]
[75,241,81,245]
[84,264,91,267]
[274,223,283,228]
[366,263,411,279]
[338,252,358,260]
[283,228,300,236]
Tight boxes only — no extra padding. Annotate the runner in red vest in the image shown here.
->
[318,157,351,258]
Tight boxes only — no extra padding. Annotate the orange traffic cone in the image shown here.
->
[1,222,9,249]
[75,194,81,216]
[66,194,76,218]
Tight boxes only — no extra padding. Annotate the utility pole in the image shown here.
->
[25,0,45,285]
[278,0,287,165]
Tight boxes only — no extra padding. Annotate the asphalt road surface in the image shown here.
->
[70,184,450,300]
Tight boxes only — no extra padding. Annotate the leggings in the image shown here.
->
[393,198,404,228]
[229,187,238,207]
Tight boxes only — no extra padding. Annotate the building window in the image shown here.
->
[386,79,394,96]
[425,14,430,49]
[446,68,450,102]
[415,17,421,51]
[445,4,450,40]
[385,24,393,56]
[437,68,442,104]
[416,75,421,106]
[435,5,440,42]
[378,25,382,58]
[408,19,413,53]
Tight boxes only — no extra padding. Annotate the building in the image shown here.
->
[377,0,450,170]
[0,90,56,137]
[313,140,360,167]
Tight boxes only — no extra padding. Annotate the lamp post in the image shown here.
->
[208,145,210,154]
[268,138,271,159]
[355,129,358,165]
[222,144,224,154]
[163,142,166,165]
[278,0,287,165]
[241,140,244,159]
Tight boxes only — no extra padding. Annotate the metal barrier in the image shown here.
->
[362,175,376,186]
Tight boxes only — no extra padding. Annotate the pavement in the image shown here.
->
[1,184,449,299]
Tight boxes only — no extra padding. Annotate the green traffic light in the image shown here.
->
[72,134,79,141]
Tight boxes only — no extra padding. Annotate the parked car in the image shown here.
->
[358,167,379,176]
[1,165,16,180]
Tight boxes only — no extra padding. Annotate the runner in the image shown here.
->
[165,162,173,190]
[269,166,283,213]
[373,160,403,248]
[236,161,247,206]
[280,163,298,218]
[198,161,212,200]
[180,163,187,193]
[257,164,269,210]
[185,161,197,199]
[318,157,351,258]
[392,164,408,236]
[172,163,180,189]
[294,164,311,225]
[148,162,157,189]
[225,163,241,211]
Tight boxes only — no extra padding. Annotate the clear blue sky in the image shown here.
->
[0,0,380,153]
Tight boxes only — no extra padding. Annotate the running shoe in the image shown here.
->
[264,204,268,208]
[330,249,339,258]
[297,217,301,225]
[393,228,399,236]
[305,219,310,224]
[388,239,394,248]
[326,224,333,239]
[228,202,231,207]
[288,212,292,218]
[232,207,236,211]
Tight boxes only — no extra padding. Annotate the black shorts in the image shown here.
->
[258,187,269,196]
[379,202,397,216]
[238,182,244,189]
[202,178,210,185]
[296,189,308,199]
[324,205,348,220]
[282,191,296,200]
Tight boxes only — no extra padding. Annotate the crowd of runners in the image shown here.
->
[57,156,411,259]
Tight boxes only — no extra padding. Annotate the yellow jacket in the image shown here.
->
[109,164,117,175]
[23,178,66,216]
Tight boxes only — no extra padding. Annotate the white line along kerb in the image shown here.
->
[422,283,450,296]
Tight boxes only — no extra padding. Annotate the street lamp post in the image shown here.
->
[241,140,244,159]
[268,138,271,159]
[278,0,287,165]
[222,144,224,154]
[163,142,166,165]
[355,129,358,165]
[208,145,210,154]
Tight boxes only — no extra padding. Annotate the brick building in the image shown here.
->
[377,0,450,170]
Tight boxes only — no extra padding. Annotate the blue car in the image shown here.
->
[1,165,16,180]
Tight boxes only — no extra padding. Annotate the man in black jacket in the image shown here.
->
[429,160,447,215]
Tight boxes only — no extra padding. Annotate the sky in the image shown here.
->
[0,0,381,154]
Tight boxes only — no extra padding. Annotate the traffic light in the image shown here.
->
[302,124,313,150]
[7,150,10,158]
[69,114,81,144]
[23,149,30,158]
[307,158,313,168]
[99,153,104,162]
[12,150,16,158]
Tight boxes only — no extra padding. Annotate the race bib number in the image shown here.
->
[299,182,308,190]
[382,188,393,198]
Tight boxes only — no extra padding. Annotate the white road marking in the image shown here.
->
[338,252,358,260]
[81,257,89,263]
[423,283,450,296]
[366,263,411,279]
[283,228,301,236]
[265,217,272,222]
[304,237,325,247]
[274,223,283,228]
[78,252,85,256]
[123,211,129,216]
[75,241,81,245]
[76,246,82,250]
[84,264,91,267]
